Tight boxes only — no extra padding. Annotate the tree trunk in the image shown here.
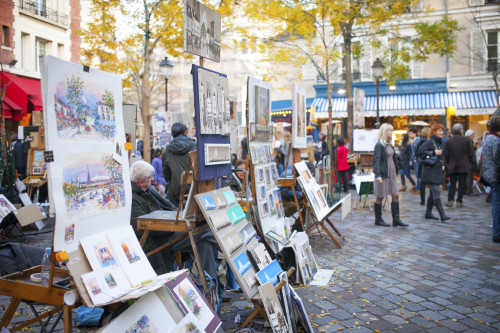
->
[141,2,152,164]
[343,25,354,153]
[326,69,333,198]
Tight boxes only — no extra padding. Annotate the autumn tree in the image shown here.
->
[239,0,459,156]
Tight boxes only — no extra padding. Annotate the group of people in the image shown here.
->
[373,118,500,244]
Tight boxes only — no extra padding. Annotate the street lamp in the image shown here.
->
[158,57,174,112]
[372,58,385,129]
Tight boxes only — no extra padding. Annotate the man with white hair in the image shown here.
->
[444,123,475,208]
[130,160,220,277]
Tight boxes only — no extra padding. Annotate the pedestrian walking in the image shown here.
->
[409,129,421,193]
[416,127,431,205]
[336,138,349,192]
[152,148,167,196]
[399,133,417,192]
[481,116,500,243]
[419,123,450,222]
[444,123,474,208]
[464,129,478,195]
[373,123,408,227]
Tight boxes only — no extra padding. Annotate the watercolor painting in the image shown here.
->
[54,75,116,142]
[173,313,202,333]
[125,315,158,333]
[104,272,117,289]
[64,224,75,244]
[174,279,209,323]
[88,277,101,295]
[120,238,141,264]
[93,241,117,268]
[292,85,307,149]
[62,152,125,216]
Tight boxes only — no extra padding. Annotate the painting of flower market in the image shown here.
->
[54,75,116,141]
[62,152,125,216]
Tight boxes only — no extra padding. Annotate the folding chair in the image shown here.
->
[0,211,25,242]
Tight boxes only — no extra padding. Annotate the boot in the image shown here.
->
[424,198,439,220]
[434,199,450,222]
[374,203,390,227]
[399,185,407,191]
[391,202,409,227]
[420,184,426,206]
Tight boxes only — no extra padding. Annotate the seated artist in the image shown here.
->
[130,160,220,278]
[222,159,248,192]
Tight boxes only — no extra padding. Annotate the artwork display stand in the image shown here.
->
[241,267,295,328]
[137,151,215,306]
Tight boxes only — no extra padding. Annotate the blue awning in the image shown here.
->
[312,91,498,118]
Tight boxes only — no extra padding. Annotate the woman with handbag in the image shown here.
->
[373,123,408,227]
[418,123,450,222]
[416,127,431,205]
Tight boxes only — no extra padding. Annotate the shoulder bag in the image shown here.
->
[418,139,439,167]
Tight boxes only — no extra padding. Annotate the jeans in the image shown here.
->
[400,162,416,187]
[448,173,468,203]
[412,160,421,191]
[492,183,500,240]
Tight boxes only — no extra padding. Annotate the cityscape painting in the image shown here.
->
[54,75,116,142]
[62,152,125,216]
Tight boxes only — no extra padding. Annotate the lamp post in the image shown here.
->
[158,57,174,113]
[372,58,385,129]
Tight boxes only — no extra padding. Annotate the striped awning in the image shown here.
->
[312,90,498,118]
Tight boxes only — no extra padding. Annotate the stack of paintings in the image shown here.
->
[294,161,331,221]
[195,187,274,300]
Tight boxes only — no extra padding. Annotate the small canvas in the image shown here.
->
[209,210,231,231]
[106,225,157,287]
[256,259,283,286]
[259,281,289,333]
[100,292,175,332]
[198,68,214,134]
[226,205,245,225]
[204,144,231,165]
[213,192,227,208]
[298,257,312,285]
[247,77,272,142]
[233,251,252,276]
[220,229,244,255]
[166,272,221,332]
[239,223,256,244]
[201,195,216,210]
[248,242,272,270]
[305,245,318,277]
[223,190,236,206]
[292,85,307,149]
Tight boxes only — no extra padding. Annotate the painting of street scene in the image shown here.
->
[62,152,125,216]
[54,75,116,142]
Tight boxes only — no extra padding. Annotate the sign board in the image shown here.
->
[353,129,379,153]
[184,0,221,62]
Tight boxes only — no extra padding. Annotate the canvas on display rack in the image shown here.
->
[259,281,290,333]
[233,251,252,276]
[226,205,245,225]
[247,77,272,142]
[256,259,283,286]
[248,242,272,271]
[209,210,231,231]
[166,271,221,333]
[292,85,307,149]
[40,56,131,253]
[239,222,257,244]
[220,229,244,255]
[213,192,227,208]
[100,291,175,332]
[204,144,231,165]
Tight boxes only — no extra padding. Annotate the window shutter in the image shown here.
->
[412,63,423,79]
[470,31,486,74]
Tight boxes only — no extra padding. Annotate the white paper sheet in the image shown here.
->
[310,269,334,286]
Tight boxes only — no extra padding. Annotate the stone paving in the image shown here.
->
[1,188,499,332]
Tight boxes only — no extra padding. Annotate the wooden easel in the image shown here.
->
[241,267,295,328]
[137,151,215,306]
[0,237,75,332]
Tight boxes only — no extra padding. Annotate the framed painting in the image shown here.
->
[292,85,307,148]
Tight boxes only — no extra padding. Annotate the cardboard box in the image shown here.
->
[32,111,43,126]
[29,132,41,148]
[13,204,47,227]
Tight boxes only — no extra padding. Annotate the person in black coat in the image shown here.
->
[416,127,430,205]
[418,123,450,222]
[373,123,408,227]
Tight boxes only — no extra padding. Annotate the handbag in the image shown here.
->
[418,140,439,167]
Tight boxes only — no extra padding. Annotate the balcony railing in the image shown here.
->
[19,0,69,27]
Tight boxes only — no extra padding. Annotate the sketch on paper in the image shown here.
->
[62,152,125,216]
[204,144,230,165]
[198,68,213,134]
[259,282,289,333]
[125,315,158,333]
[184,0,221,62]
[173,279,211,323]
[92,240,117,268]
[54,75,116,142]
[153,111,172,147]
[64,224,75,244]
[120,238,141,264]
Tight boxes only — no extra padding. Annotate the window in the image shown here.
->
[2,26,9,47]
[35,38,47,71]
[487,31,499,72]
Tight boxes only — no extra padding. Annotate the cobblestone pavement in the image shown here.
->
[1,188,499,332]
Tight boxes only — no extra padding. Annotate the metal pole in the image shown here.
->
[375,78,380,129]
[165,77,168,113]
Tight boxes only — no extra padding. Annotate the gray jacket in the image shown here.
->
[481,133,500,185]
[162,135,196,199]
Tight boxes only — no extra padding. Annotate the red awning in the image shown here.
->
[1,72,42,120]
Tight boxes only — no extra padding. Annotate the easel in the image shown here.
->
[137,150,215,306]
[241,267,295,328]
[0,242,75,332]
